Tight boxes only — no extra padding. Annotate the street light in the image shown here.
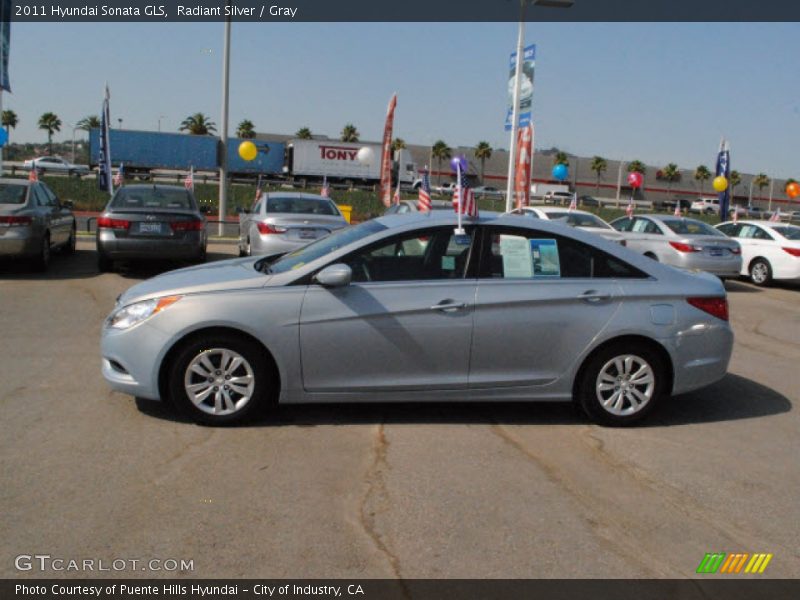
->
[218,3,231,236]
[157,115,166,132]
[505,0,575,212]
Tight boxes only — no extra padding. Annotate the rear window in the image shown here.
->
[771,226,800,241]
[547,212,611,229]
[0,183,28,205]
[266,196,339,216]
[111,188,195,210]
[661,218,722,236]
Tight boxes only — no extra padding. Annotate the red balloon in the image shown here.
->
[787,182,800,199]
[627,172,644,188]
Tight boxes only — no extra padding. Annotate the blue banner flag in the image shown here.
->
[715,139,730,219]
[98,85,113,194]
[505,44,536,131]
[0,0,11,92]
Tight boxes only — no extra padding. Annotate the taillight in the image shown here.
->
[730,246,741,255]
[97,217,130,230]
[782,247,800,257]
[669,241,700,253]
[257,222,288,235]
[0,215,32,226]
[687,297,729,321]
[170,220,205,232]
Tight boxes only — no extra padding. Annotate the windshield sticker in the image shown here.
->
[499,235,533,278]
[530,239,560,278]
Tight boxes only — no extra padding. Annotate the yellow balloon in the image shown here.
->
[712,175,728,193]
[239,141,257,161]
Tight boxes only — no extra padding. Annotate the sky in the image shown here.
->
[8,21,800,178]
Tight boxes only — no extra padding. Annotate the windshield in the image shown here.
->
[263,219,387,274]
[0,183,28,205]
[547,212,611,229]
[771,226,800,240]
[266,196,339,216]
[661,218,723,236]
[110,187,195,210]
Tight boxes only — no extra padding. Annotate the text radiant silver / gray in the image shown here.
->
[101,213,733,426]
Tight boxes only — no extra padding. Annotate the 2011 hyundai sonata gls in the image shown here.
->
[101,213,733,426]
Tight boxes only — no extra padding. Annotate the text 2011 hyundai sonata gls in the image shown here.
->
[101,213,733,426]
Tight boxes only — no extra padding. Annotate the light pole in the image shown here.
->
[218,4,231,236]
[505,0,574,213]
[157,115,165,132]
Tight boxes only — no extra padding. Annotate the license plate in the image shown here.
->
[138,222,163,234]
[707,248,725,257]
[299,229,317,240]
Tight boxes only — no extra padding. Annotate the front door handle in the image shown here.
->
[578,290,611,303]
[431,300,467,312]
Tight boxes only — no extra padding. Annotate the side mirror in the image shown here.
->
[313,263,352,288]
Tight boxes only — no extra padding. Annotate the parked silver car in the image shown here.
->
[610,214,742,278]
[96,185,207,272]
[238,192,348,257]
[23,156,90,178]
[102,213,733,427]
[508,206,626,244]
[0,178,76,270]
[384,199,452,214]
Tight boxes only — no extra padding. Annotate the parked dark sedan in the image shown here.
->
[0,178,76,270]
[96,185,207,272]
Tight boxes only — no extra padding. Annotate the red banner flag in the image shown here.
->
[514,124,534,210]
[379,93,397,207]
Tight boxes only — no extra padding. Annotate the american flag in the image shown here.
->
[113,163,124,187]
[673,202,682,217]
[417,168,432,212]
[568,193,577,212]
[320,175,330,198]
[392,180,401,205]
[770,208,781,222]
[28,168,38,182]
[254,175,263,203]
[625,197,635,219]
[732,208,738,224]
[183,166,194,191]
[452,166,477,217]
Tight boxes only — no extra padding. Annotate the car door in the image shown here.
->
[469,225,626,388]
[737,223,775,268]
[299,225,477,393]
[621,217,664,257]
[42,184,72,243]
[31,185,60,245]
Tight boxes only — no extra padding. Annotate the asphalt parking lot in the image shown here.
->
[1,240,798,579]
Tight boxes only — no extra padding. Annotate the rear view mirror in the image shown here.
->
[314,264,352,288]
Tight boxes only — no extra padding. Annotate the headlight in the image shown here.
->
[106,296,182,330]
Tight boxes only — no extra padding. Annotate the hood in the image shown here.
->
[119,256,270,305]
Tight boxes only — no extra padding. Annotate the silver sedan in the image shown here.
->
[238,192,349,257]
[610,214,742,278]
[101,213,733,427]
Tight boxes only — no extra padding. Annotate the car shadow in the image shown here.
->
[135,373,791,428]
[724,279,762,293]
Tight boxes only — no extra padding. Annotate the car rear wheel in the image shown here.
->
[33,233,51,271]
[169,334,272,425]
[64,226,76,254]
[577,343,665,426]
[749,258,772,287]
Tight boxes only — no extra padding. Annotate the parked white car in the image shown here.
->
[715,220,800,286]
[23,156,90,177]
[508,206,626,244]
[434,182,456,195]
[690,197,720,215]
[543,191,575,205]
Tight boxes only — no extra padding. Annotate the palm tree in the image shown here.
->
[179,113,216,135]
[2,110,18,144]
[38,112,62,153]
[340,123,359,142]
[662,163,680,194]
[753,173,770,203]
[76,115,100,133]
[295,127,312,139]
[431,140,452,185]
[553,151,569,166]
[236,119,256,139]
[590,156,607,192]
[474,141,493,184]
[391,138,406,161]
[627,160,646,174]
[729,170,742,200]
[694,165,711,194]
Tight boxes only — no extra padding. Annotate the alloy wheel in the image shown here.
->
[595,354,655,416]
[183,348,255,416]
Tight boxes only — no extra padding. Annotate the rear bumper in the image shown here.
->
[251,234,320,256]
[667,253,742,278]
[97,231,205,260]
[668,321,733,395]
[0,229,39,257]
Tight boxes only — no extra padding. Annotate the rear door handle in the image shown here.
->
[578,290,611,303]
[431,300,467,312]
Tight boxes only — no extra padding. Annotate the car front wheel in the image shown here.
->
[33,233,51,271]
[577,342,665,426]
[169,333,273,425]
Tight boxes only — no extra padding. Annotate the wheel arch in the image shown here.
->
[747,255,770,271]
[157,326,281,406]
[572,334,674,400]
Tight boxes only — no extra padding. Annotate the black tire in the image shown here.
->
[749,258,772,287]
[576,342,667,426]
[33,233,51,272]
[97,253,113,273]
[64,226,76,255]
[168,333,274,425]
